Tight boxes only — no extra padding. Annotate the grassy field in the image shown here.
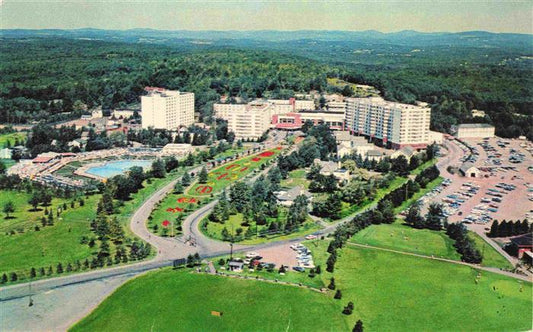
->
[468,231,514,269]
[281,169,310,189]
[0,192,98,275]
[350,220,461,260]
[315,241,532,331]
[349,219,512,269]
[187,147,282,196]
[70,269,347,332]
[0,132,27,148]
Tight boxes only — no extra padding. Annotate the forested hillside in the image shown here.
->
[0,31,532,139]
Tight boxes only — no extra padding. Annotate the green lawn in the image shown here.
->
[0,192,98,275]
[316,242,533,331]
[187,147,282,196]
[281,169,310,189]
[468,231,514,269]
[350,220,461,260]
[0,132,27,148]
[70,269,347,332]
[349,219,512,269]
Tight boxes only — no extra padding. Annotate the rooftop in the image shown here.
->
[458,123,494,129]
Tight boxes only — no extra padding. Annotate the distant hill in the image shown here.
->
[1,29,532,49]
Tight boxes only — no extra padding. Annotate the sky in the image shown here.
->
[1,0,532,34]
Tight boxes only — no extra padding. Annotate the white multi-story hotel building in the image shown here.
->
[214,101,272,139]
[345,97,431,149]
[141,88,195,130]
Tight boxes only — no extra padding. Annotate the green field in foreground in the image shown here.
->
[71,269,347,332]
[350,220,461,260]
[315,242,532,331]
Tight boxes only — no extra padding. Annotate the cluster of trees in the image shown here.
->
[488,219,531,238]
[405,203,445,230]
[277,125,337,178]
[1,39,333,125]
[445,223,482,264]
[342,143,437,176]
[208,167,310,241]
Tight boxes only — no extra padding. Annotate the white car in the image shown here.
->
[305,234,317,240]
[246,252,259,258]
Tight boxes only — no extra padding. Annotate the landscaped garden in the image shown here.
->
[147,147,283,236]
[70,269,347,332]
[187,147,282,196]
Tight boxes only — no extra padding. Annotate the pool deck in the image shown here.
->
[74,160,152,181]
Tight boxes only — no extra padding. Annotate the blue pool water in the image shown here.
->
[86,160,152,178]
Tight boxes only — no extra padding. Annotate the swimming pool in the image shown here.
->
[85,160,152,179]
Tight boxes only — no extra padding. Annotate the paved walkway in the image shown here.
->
[347,242,532,282]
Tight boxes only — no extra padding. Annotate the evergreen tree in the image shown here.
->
[489,220,499,237]
[328,277,336,290]
[181,172,192,187]
[198,167,208,183]
[334,289,342,299]
[30,267,36,278]
[353,320,364,332]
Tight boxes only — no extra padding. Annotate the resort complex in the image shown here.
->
[0,21,532,332]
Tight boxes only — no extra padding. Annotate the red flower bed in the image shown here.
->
[226,164,238,170]
[162,220,170,227]
[251,157,261,162]
[217,173,229,180]
[195,186,213,194]
[240,167,248,172]
[259,151,274,157]
[177,197,188,203]
[276,146,282,150]
[189,198,197,203]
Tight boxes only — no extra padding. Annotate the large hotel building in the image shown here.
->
[345,97,431,149]
[141,88,195,130]
[213,101,272,139]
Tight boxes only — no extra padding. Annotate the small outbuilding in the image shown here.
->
[228,261,244,272]
[459,162,480,178]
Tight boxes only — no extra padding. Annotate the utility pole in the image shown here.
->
[28,282,33,307]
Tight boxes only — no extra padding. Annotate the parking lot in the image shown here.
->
[421,137,533,224]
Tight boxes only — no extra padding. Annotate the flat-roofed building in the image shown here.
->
[161,143,193,156]
[271,110,344,131]
[345,97,431,149]
[141,88,195,130]
[327,101,347,113]
[268,98,315,115]
[456,123,495,139]
[214,101,271,139]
